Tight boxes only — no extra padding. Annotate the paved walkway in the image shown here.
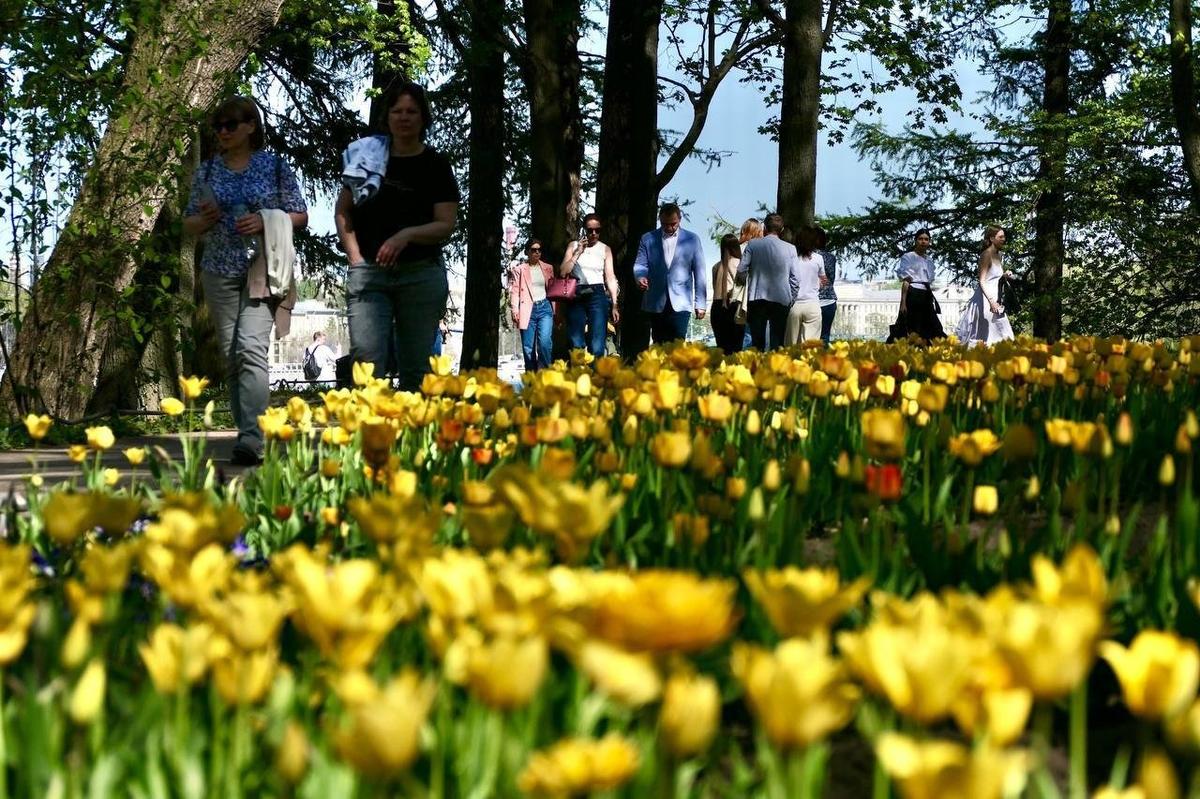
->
[0,431,249,496]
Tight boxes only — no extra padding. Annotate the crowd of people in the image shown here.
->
[183,82,1018,464]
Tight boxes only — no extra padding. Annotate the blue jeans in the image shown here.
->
[201,271,274,457]
[567,286,610,357]
[650,308,691,345]
[521,299,554,371]
[820,302,837,345]
[346,259,449,391]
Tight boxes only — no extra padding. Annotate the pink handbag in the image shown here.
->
[546,275,578,301]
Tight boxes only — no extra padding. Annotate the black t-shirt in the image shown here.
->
[350,146,460,264]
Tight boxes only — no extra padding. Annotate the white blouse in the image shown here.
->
[576,244,607,286]
[897,252,935,287]
[528,263,547,302]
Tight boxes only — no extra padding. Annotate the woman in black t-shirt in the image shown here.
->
[335,82,460,390]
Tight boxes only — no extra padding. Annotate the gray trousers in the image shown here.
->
[201,271,273,455]
[346,259,448,391]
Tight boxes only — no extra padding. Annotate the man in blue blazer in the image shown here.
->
[633,203,708,346]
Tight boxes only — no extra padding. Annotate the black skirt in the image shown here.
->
[887,286,945,343]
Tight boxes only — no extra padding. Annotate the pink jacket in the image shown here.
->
[508,261,556,330]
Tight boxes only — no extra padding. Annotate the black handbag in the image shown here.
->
[998,275,1023,317]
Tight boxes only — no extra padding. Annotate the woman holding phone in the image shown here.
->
[956,224,1015,345]
[560,213,620,357]
[182,96,308,466]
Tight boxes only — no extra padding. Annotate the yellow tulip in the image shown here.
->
[697,392,733,422]
[210,641,278,705]
[659,669,720,758]
[576,639,662,707]
[838,594,980,724]
[176,375,209,401]
[650,431,692,468]
[517,734,640,797]
[276,721,310,785]
[732,633,859,749]
[69,659,107,724]
[948,429,1002,466]
[1031,544,1107,608]
[465,634,548,710]
[875,732,1028,799]
[85,426,115,451]
[138,622,215,694]
[160,397,186,416]
[861,408,906,461]
[973,485,999,515]
[916,383,948,413]
[986,588,1102,700]
[1100,631,1200,720]
[23,413,51,441]
[588,570,737,654]
[1137,748,1181,799]
[1159,455,1176,486]
[124,447,147,466]
[67,444,88,462]
[334,670,436,778]
[351,361,375,386]
[744,567,869,638]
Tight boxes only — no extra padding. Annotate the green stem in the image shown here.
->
[1069,682,1087,799]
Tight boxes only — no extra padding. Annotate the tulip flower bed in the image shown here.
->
[2,335,1200,798]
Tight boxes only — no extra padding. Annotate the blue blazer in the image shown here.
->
[632,228,709,314]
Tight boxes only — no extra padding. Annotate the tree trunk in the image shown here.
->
[520,0,584,267]
[1170,0,1200,211]
[777,0,823,227]
[368,0,416,125]
[458,0,506,369]
[1031,0,1070,341]
[0,0,285,418]
[595,0,662,358]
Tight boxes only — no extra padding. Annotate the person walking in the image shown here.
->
[736,213,800,351]
[633,202,708,346]
[183,96,308,466]
[335,82,459,390]
[784,225,825,345]
[956,225,1015,345]
[510,238,556,371]
[815,225,838,344]
[304,331,338,383]
[710,233,745,354]
[560,213,620,357]
[887,229,947,344]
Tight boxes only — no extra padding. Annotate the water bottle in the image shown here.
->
[230,203,261,264]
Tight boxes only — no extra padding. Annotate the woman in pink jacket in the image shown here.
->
[509,238,556,371]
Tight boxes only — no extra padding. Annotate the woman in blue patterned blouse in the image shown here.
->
[183,96,308,465]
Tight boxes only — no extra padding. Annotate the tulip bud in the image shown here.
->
[69,659,106,724]
[973,485,999,516]
[747,487,766,521]
[835,451,851,479]
[276,721,311,785]
[745,410,762,436]
[1114,412,1134,446]
[659,671,720,758]
[1187,410,1199,440]
[61,618,91,669]
[1024,476,1040,502]
[1176,425,1192,456]
[763,459,782,492]
[1160,455,1176,487]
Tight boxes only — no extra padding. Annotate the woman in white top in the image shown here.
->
[710,233,745,354]
[509,238,556,370]
[784,225,825,345]
[560,213,620,357]
[955,225,1015,345]
[888,228,947,343]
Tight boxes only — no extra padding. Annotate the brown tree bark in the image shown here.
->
[595,0,663,358]
[458,0,506,369]
[1170,0,1200,212]
[0,0,286,418]
[520,0,583,267]
[1031,0,1070,341]
[775,0,823,227]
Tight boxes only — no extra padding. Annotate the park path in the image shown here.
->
[0,431,248,497]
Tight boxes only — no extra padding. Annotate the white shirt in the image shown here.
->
[897,251,935,286]
[662,230,678,267]
[306,342,338,381]
[575,244,607,285]
[793,253,823,302]
[528,262,547,302]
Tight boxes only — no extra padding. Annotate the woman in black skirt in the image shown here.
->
[887,228,946,343]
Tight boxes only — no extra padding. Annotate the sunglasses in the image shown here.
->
[212,119,245,133]
[585,227,601,234]
[529,247,542,252]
